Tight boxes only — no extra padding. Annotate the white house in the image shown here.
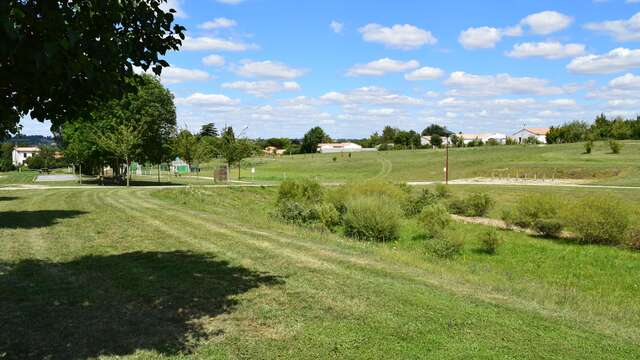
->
[511,128,550,144]
[317,142,363,153]
[11,146,40,166]
[421,135,451,146]
[458,133,507,145]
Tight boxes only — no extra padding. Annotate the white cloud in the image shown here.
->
[507,42,586,59]
[320,86,424,106]
[160,67,210,84]
[404,66,445,81]
[458,27,503,49]
[567,48,640,74]
[549,99,577,107]
[182,37,257,51]
[609,72,640,89]
[444,71,565,96]
[175,93,240,106]
[222,81,301,97]
[233,60,306,79]
[202,54,225,66]
[160,0,187,18]
[198,17,237,30]
[346,58,419,77]
[520,11,573,35]
[585,12,640,42]
[330,21,344,33]
[359,23,437,50]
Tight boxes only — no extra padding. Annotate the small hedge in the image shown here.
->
[533,218,563,238]
[404,189,440,217]
[343,196,401,242]
[480,228,502,254]
[448,192,494,217]
[418,203,451,238]
[427,235,464,259]
[564,195,630,245]
[277,178,323,204]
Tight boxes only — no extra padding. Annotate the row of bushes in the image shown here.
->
[502,194,638,248]
[275,179,501,259]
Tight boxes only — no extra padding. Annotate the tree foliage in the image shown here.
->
[421,124,451,137]
[1,0,185,139]
[301,127,330,153]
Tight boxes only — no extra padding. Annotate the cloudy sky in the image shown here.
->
[21,0,640,138]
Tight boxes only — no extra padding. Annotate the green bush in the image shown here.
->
[277,200,319,223]
[417,203,451,238]
[343,196,401,242]
[584,140,593,154]
[435,183,451,198]
[448,192,494,217]
[564,196,630,245]
[316,203,341,229]
[328,180,408,216]
[609,140,623,154]
[277,178,323,205]
[504,194,560,229]
[427,234,464,259]
[626,228,640,251]
[404,189,440,216]
[480,228,502,254]
[533,218,563,238]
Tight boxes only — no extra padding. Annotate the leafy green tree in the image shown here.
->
[421,124,451,137]
[63,124,94,183]
[199,123,219,138]
[1,0,185,140]
[430,134,443,147]
[215,127,254,179]
[381,126,398,144]
[301,127,330,153]
[94,123,143,187]
[172,130,198,168]
[0,143,14,171]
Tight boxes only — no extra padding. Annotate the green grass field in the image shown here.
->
[236,141,640,186]
[1,186,640,359]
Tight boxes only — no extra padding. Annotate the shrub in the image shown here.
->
[328,180,408,216]
[626,228,640,251]
[564,196,630,245]
[404,189,440,216]
[316,203,341,229]
[480,228,502,254]
[277,200,318,223]
[449,193,494,217]
[609,140,622,154]
[343,196,401,242]
[533,219,563,238]
[427,234,464,259]
[584,140,593,154]
[418,203,451,238]
[277,179,323,205]
[486,138,500,146]
[505,194,560,229]
[435,183,451,198]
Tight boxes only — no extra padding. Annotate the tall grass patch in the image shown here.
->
[343,196,402,242]
[564,195,630,245]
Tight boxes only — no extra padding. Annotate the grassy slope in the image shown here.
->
[238,141,640,185]
[0,171,37,186]
[1,187,639,359]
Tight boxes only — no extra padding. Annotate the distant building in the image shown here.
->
[11,146,40,166]
[421,135,451,147]
[512,128,550,144]
[458,133,507,145]
[263,146,287,156]
[317,142,363,153]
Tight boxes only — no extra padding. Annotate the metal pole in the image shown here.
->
[445,138,449,185]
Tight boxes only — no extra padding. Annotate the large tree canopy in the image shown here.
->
[1,0,185,139]
[301,127,330,153]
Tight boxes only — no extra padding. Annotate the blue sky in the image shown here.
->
[22,0,640,138]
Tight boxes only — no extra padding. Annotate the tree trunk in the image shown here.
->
[126,157,130,187]
[157,164,160,183]
[238,163,241,180]
[79,163,82,184]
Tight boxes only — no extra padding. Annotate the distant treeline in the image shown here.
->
[548,114,640,144]
[1,135,57,146]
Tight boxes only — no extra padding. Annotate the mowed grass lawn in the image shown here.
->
[237,141,640,186]
[1,187,640,359]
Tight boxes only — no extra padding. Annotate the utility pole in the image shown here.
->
[444,136,449,185]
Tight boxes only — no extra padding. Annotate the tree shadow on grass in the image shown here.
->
[0,196,19,202]
[0,251,283,359]
[0,210,87,229]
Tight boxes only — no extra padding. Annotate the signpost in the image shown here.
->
[444,137,449,185]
